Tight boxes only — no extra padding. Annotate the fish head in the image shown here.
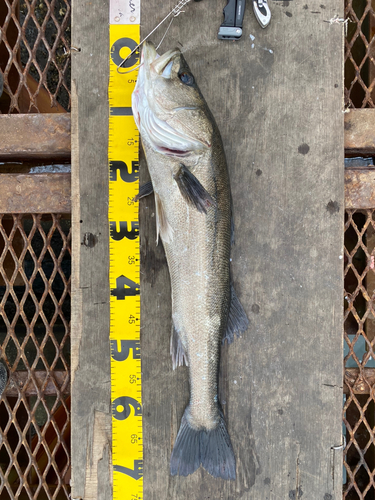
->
[132,41,213,158]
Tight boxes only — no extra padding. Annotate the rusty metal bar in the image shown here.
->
[4,370,70,396]
[0,213,71,500]
[0,114,71,160]
[344,5,375,495]
[345,167,375,208]
[0,0,71,114]
[345,109,375,153]
[345,0,375,107]
[0,173,71,212]
[345,368,375,394]
[344,205,375,499]
[0,1,72,499]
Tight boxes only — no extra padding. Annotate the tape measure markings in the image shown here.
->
[109,19,142,500]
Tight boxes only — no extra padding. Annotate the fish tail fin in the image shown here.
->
[170,406,236,480]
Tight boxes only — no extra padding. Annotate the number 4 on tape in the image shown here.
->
[111,275,140,300]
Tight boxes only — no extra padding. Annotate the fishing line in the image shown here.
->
[117,0,191,74]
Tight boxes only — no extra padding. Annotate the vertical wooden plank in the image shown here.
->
[140,1,344,499]
[70,1,111,499]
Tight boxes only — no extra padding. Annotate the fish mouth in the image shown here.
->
[132,42,209,157]
[142,42,180,78]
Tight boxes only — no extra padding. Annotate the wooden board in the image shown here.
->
[139,1,344,499]
[71,0,344,498]
[70,3,112,499]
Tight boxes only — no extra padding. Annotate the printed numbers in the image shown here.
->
[114,460,143,480]
[111,275,140,300]
[112,396,142,420]
[110,37,139,69]
[110,30,142,499]
[110,221,139,241]
[110,340,140,361]
[128,255,136,265]
[110,160,139,183]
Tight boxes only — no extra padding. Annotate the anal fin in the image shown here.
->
[223,284,249,344]
[170,325,188,370]
[174,164,215,214]
[155,192,173,244]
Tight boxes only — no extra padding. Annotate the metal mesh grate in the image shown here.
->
[0,213,71,500]
[345,0,375,108]
[0,0,71,113]
[344,209,375,499]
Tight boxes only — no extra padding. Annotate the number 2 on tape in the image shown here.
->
[109,18,142,500]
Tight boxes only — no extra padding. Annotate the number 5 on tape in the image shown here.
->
[109,2,142,499]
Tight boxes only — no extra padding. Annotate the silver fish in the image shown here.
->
[132,41,248,480]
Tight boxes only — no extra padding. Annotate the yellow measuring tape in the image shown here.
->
[108,14,142,500]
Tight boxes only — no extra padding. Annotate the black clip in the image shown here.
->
[218,0,246,40]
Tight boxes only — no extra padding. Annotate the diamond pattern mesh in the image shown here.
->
[0,214,71,500]
[345,0,375,108]
[344,209,375,498]
[0,0,71,113]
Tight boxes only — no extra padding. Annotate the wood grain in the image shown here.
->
[139,0,344,499]
[71,0,344,498]
[70,1,112,498]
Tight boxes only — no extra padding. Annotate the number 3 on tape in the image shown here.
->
[109,3,142,499]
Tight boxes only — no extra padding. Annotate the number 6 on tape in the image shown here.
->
[109,5,142,500]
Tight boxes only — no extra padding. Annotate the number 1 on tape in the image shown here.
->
[109,3,142,499]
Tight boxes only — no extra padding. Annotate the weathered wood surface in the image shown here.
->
[71,0,344,498]
[140,1,344,499]
[71,1,112,499]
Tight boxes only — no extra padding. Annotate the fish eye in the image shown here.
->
[179,72,194,86]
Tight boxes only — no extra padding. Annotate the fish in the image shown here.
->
[131,41,249,480]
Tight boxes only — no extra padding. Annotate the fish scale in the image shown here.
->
[132,41,249,479]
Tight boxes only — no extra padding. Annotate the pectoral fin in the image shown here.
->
[155,192,173,244]
[133,180,154,202]
[174,164,215,214]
